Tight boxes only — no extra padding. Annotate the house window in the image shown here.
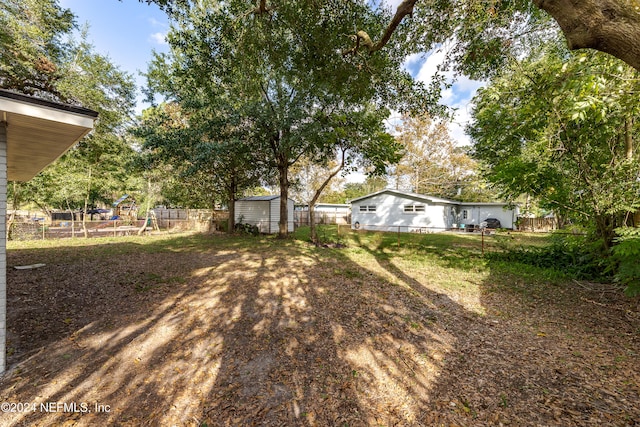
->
[462,210,468,219]
[359,205,376,212]
[403,204,425,213]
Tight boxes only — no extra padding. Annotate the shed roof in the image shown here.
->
[0,89,98,181]
[238,195,296,202]
[238,195,280,201]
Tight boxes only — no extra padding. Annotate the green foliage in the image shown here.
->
[22,33,137,211]
[611,228,640,296]
[469,41,640,246]
[131,103,259,210]
[145,0,554,81]
[1,2,138,213]
[0,0,75,98]
[486,232,609,281]
[144,0,421,235]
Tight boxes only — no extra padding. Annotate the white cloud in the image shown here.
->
[148,17,167,28]
[149,32,168,46]
[406,45,485,147]
[414,49,448,84]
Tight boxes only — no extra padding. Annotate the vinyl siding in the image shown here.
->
[351,193,452,232]
[0,123,7,373]
[235,197,294,233]
[459,205,517,228]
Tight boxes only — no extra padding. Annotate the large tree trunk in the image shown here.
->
[533,0,640,71]
[227,180,236,234]
[278,162,289,238]
[594,213,616,250]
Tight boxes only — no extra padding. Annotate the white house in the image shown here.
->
[0,89,97,373]
[235,195,295,233]
[349,189,518,232]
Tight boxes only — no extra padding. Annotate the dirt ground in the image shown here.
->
[0,233,638,426]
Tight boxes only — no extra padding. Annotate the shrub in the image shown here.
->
[611,227,640,296]
[486,231,609,281]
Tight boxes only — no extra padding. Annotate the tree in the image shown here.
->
[293,106,402,243]
[132,102,266,232]
[144,0,640,74]
[392,113,485,200]
[343,177,389,201]
[0,0,75,99]
[2,3,138,233]
[469,42,640,248]
[145,0,425,237]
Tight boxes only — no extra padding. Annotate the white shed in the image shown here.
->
[349,189,518,232]
[0,89,97,373]
[235,195,295,233]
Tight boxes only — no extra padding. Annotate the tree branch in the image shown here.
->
[532,0,640,72]
[343,0,418,56]
[253,0,275,15]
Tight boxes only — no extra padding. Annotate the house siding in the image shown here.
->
[351,193,452,232]
[459,204,518,229]
[269,198,279,233]
[0,123,6,373]
[350,190,519,232]
[235,199,269,232]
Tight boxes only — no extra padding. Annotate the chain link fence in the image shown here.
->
[7,209,229,241]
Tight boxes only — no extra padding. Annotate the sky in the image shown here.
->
[59,0,483,146]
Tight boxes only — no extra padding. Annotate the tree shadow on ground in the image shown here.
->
[343,230,640,425]
[1,232,638,426]
[1,233,467,426]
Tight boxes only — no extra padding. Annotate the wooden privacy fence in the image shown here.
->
[517,217,557,232]
[151,208,227,231]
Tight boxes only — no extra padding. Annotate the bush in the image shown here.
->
[611,227,640,296]
[216,219,228,232]
[486,232,609,281]
[234,222,259,235]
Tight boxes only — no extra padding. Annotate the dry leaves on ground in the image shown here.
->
[0,233,638,426]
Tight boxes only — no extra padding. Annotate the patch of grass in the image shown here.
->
[10,227,586,316]
[334,268,363,279]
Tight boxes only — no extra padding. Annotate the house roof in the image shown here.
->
[348,189,456,205]
[348,189,515,207]
[0,89,98,181]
